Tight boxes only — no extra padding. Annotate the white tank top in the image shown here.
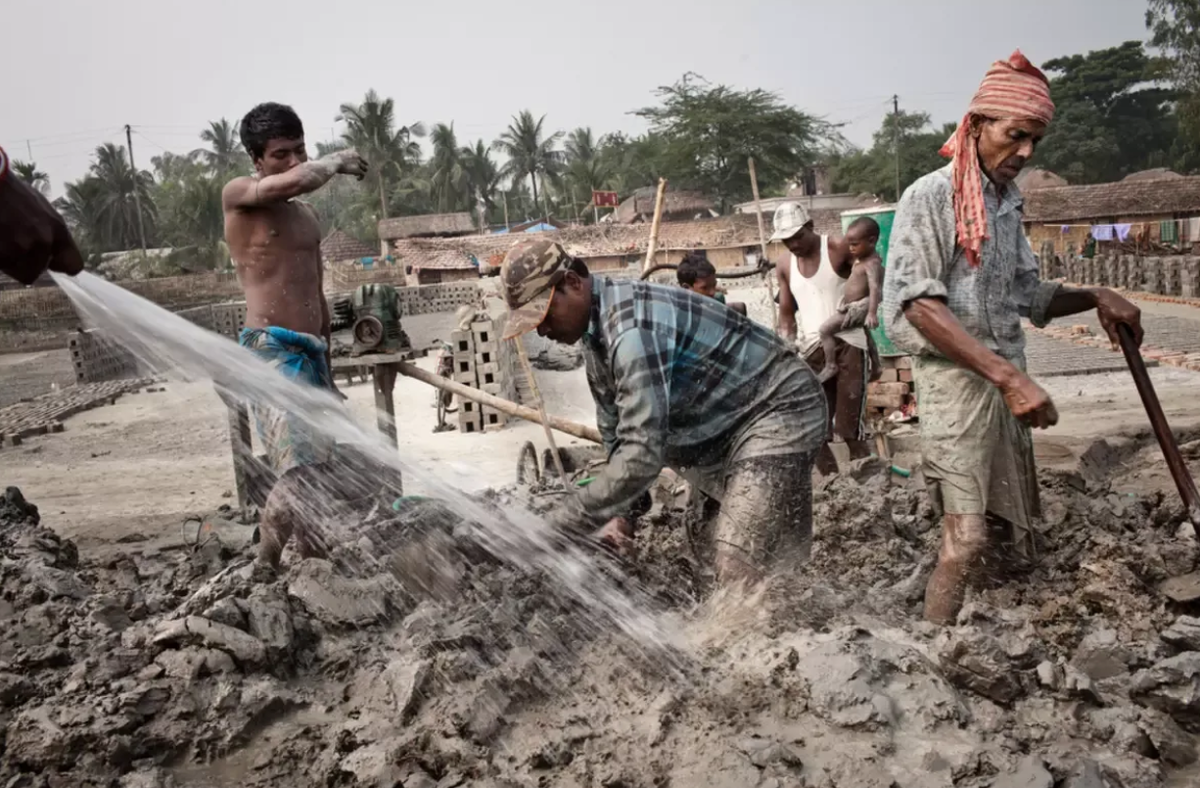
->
[788,236,867,355]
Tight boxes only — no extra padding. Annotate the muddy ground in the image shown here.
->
[4,424,1200,787]
[5,288,1200,786]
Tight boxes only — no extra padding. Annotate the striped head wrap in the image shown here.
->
[940,50,1055,267]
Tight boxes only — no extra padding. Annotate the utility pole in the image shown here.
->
[26,140,33,160]
[892,95,901,203]
[125,124,148,253]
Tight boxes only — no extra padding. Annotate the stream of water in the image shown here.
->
[52,271,683,661]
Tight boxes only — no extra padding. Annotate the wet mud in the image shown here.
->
[2,437,1200,788]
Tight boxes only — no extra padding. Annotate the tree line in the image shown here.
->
[10,2,1200,276]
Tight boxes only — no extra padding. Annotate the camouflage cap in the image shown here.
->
[500,239,572,340]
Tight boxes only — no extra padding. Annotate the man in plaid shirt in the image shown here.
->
[501,240,827,585]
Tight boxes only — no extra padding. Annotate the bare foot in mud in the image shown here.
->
[816,364,838,384]
[595,517,635,557]
[250,558,278,584]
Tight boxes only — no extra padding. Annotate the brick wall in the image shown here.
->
[1059,253,1200,298]
[325,262,408,294]
[0,271,244,321]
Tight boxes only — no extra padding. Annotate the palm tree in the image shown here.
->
[429,123,466,213]
[88,142,157,251]
[192,118,249,178]
[493,111,563,220]
[56,178,105,251]
[561,127,612,221]
[337,90,424,220]
[13,160,50,195]
[461,140,501,226]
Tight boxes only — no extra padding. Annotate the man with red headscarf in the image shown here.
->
[882,51,1144,624]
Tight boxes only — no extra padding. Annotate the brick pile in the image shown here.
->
[447,314,519,434]
[1034,322,1198,372]
[1062,254,1200,298]
[398,282,483,316]
[865,356,916,421]
[69,330,142,384]
[0,378,158,447]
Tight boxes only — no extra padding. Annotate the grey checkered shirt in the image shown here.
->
[882,164,1060,363]
[577,277,823,521]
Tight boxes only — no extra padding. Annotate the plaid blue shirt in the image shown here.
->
[577,276,821,520]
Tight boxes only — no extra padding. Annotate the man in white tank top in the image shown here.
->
[772,202,872,475]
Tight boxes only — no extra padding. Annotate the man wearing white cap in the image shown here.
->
[773,202,872,475]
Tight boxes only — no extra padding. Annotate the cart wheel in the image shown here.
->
[516,441,540,486]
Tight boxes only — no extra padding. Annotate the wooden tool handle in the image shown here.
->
[1116,323,1200,534]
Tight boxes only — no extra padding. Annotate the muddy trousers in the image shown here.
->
[681,452,815,582]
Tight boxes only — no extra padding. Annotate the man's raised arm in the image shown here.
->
[223,150,367,209]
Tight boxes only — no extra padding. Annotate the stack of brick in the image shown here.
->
[69,329,141,384]
[211,303,248,340]
[398,282,482,316]
[865,356,916,421]
[448,313,519,434]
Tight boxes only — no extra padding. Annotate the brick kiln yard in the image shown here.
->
[5,286,1200,786]
[3,290,1200,552]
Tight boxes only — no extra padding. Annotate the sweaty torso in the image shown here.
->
[224,195,324,336]
[842,258,874,302]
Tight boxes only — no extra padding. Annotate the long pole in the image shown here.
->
[503,191,510,231]
[748,157,779,332]
[892,95,901,203]
[643,177,668,275]
[125,124,148,253]
[395,361,602,444]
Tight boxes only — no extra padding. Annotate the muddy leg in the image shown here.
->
[924,513,988,624]
[816,325,840,384]
[257,467,333,568]
[258,482,295,570]
[713,453,813,586]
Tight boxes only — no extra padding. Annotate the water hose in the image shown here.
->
[640,261,773,281]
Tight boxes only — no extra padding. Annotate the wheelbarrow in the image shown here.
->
[1115,324,1200,602]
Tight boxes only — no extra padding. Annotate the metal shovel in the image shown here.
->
[1114,324,1200,601]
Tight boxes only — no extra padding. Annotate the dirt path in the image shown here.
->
[0,355,598,551]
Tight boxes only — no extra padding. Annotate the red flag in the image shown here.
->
[592,190,619,208]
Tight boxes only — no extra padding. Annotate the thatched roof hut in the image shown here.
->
[378,212,477,240]
[612,187,717,224]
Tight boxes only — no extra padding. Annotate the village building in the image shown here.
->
[378,212,478,240]
[1023,172,1200,255]
[319,230,376,266]
[612,187,717,224]
[382,214,816,284]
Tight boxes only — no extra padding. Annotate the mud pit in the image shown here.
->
[3,435,1200,788]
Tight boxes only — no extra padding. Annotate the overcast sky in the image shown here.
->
[5,0,1148,198]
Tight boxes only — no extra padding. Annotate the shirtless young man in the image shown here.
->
[222,102,368,568]
[814,217,883,383]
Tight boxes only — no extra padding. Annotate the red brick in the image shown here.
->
[867,393,905,409]
[898,369,913,383]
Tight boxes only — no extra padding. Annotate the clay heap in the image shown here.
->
[2,436,1200,788]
